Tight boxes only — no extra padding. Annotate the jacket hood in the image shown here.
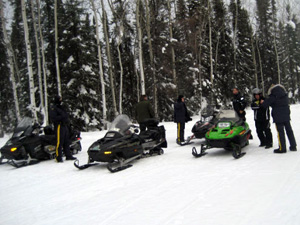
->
[267,84,287,98]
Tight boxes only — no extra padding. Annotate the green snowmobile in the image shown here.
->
[192,110,252,159]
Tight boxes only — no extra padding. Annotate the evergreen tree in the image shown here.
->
[0,13,14,132]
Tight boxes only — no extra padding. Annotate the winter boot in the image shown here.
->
[290,147,297,151]
[265,144,273,149]
[66,156,77,160]
[55,156,63,162]
[273,148,286,154]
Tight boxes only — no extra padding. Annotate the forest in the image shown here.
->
[0,0,299,133]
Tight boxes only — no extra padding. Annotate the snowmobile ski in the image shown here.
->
[231,143,246,159]
[192,145,208,158]
[74,160,99,170]
[107,154,142,173]
[7,157,40,168]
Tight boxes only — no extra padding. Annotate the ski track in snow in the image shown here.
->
[1,105,300,225]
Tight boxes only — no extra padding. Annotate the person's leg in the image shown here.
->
[255,121,266,146]
[284,121,297,150]
[180,122,185,142]
[264,121,273,148]
[274,123,286,153]
[62,126,75,159]
[55,124,63,162]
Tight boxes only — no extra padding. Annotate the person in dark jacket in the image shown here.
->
[135,95,155,132]
[232,88,247,120]
[251,88,273,148]
[261,84,297,153]
[174,95,192,145]
[49,96,76,162]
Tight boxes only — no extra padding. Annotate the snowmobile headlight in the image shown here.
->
[104,151,112,155]
[218,122,230,128]
[10,147,17,152]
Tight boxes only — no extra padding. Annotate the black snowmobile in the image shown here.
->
[74,114,167,173]
[191,106,220,140]
[0,117,82,168]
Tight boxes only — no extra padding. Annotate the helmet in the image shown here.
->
[252,88,262,95]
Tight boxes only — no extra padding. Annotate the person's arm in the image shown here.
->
[261,95,275,108]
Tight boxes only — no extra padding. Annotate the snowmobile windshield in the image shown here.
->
[219,110,239,119]
[109,115,133,136]
[12,117,34,138]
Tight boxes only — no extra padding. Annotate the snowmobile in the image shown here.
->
[191,106,220,140]
[192,110,251,159]
[0,117,82,168]
[74,114,167,173]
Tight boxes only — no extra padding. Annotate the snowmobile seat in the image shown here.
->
[44,126,54,135]
[143,119,159,128]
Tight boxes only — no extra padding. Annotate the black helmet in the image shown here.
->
[252,88,262,95]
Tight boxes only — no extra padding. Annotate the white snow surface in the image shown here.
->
[1,105,300,225]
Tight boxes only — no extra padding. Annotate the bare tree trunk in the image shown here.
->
[232,0,238,84]
[145,0,158,117]
[136,0,146,95]
[21,0,38,121]
[54,0,62,96]
[0,0,21,122]
[90,0,107,123]
[250,34,258,88]
[30,0,45,121]
[108,0,125,115]
[208,0,214,102]
[100,0,118,117]
[256,35,265,95]
[272,14,281,84]
[36,0,49,125]
[167,0,177,92]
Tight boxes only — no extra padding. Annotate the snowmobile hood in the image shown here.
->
[267,84,287,98]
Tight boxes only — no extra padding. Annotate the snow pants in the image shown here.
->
[177,122,185,143]
[275,121,297,151]
[55,124,72,158]
[255,120,273,146]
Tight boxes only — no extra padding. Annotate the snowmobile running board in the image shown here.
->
[74,160,99,170]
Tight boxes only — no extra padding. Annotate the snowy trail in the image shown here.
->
[0,105,300,225]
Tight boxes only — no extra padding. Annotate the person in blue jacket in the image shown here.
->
[174,95,192,145]
[261,84,297,153]
[49,96,77,162]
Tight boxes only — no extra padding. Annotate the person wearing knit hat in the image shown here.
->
[174,95,192,145]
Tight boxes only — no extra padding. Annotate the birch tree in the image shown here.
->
[100,0,118,117]
[136,0,146,95]
[145,0,158,116]
[30,0,45,122]
[21,0,38,121]
[36,0,48,125]
[90,0,107,122]
[54,0,62,96]
[167,0,177,91]
[0,0,21,122]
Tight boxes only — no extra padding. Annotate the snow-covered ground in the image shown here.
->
[1,105,300,225]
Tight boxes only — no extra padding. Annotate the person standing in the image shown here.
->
[174,95,192,145]
[135,95,155,132]
[261,84,297,153]
[232,88,247,121]
[251,88,273,148]
[49,96,76,162]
